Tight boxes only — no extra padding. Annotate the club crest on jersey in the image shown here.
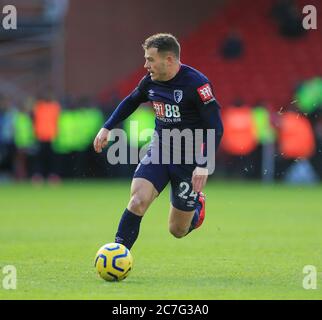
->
[174,90,183,103]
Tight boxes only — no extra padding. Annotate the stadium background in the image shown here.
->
[1,0,322,300]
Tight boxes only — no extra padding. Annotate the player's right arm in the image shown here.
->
[93,76,149,153]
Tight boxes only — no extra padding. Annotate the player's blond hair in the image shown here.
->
[142,33,180,59]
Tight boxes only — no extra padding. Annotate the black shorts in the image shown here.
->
[133,152,199,211]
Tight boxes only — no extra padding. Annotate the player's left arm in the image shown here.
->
[191,82,224,192]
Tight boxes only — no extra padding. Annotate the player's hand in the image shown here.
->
[93,128,110,153]
[191,167,208,193]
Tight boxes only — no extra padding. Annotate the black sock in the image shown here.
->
[115,209,143,250]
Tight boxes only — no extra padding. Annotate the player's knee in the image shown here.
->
[169,224,187,239]
[128,194,150,216]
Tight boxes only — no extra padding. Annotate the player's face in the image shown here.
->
[144,48,169,81]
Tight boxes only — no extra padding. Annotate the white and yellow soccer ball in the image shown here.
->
[94,243,133,281]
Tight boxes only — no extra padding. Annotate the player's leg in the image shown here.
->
[168,194,205,238]
[127,177,159,216]
[168,205,195,238]
[115,178,158,250]
[168,165,206,238]
[115,157,169,250]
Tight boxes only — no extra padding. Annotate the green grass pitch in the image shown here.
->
[0,180,322,300]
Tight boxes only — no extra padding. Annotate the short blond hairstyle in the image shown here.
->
[142,33,180,59]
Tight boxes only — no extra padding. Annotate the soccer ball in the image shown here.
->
[94,243,133,281]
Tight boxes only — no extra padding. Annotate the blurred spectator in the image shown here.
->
[0,95,16,182]
[220,30,244,59]
[14,98,36,180]
[220,103,261,178]
[310,110,322,179]
[51,96,104,178]
[278,112,315,159]
[271,0,306,38]
[32,93,61,183]
[295,77,322,114]
[221,103,257,156]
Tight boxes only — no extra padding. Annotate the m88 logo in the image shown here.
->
[153,101,181,118]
